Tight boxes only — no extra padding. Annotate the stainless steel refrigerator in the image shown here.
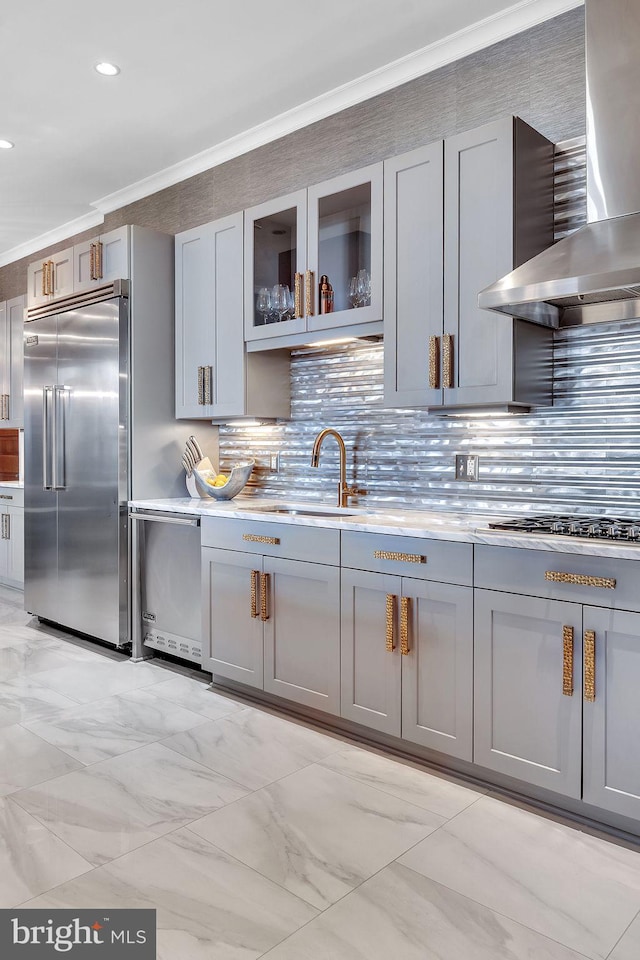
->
[23,229,188,647]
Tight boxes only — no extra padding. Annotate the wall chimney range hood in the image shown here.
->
[479,0,640,328]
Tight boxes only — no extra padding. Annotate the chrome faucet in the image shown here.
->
[310,428,357,508]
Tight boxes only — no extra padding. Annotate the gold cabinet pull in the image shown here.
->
[260,572,270,621]
[197,366,205,405]
[89,243,96,281]
[294,272,304,318]
[243,534,280,545]
[562,626,574,696]
[442,334,454,388]
[94,240,103,280]
[250,570,259,619]
[203,365,213,405]
[385,594,396,652]
[428,336,440,389]
[305,269,315,316]
[48,260,55,296]
[545,571,616,590]
[584,630,596,701]
[374,550,425,564]
[41,261,47,297]
[400,596,410,656]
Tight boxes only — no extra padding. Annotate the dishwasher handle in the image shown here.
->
[129,511,200,527]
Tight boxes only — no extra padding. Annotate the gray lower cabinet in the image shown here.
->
[341,567,473,759]
[474,589,583,798]
[202,519,340,713]
[582,606,640,820]
[263,556,340,714]
[202,547,264,688]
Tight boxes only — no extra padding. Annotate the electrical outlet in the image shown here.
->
[455,454,479,481]
[269,452,281,473]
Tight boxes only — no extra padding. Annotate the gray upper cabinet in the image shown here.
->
[442,117,554,409]
[582,606,640,821]
[175,214,290,421]
[383,143,444,407]
[27,246,74,308]
[0,296,24,426]
[244,164,383,348]
[384,117,554,411]
[474,588,583,799]
[73,225,130,293]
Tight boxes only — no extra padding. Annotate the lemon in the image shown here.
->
[213,474,228,487]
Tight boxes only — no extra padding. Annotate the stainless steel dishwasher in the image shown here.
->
[129,508,202,665]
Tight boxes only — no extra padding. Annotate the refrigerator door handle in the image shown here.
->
[53,385,68,491]
[42,386,53,491]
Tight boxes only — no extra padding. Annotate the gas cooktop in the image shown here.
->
[487,515,640,541]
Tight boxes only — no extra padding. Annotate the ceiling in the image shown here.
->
[0,0,581,265]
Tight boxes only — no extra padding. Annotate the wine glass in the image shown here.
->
[256,287,271,325]
[357,269,371,307]
[271,284,289,323]
[348,276,359,308]
[286,286,296,319]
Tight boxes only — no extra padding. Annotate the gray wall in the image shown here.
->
[0,8,585,300]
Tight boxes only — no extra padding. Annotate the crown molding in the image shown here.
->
[0,0,582,266]
[92,0,582,215]
[0,210,104,268]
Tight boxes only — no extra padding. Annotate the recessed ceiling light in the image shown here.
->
[95,62,120,77]
[0,140,14,150]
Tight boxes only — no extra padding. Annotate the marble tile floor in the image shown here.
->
[1,599,640,958]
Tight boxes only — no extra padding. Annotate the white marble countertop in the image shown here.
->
[128,495,640,561]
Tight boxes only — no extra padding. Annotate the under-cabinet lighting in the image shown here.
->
[95,62,121,76]
[0,140,14,149]
[306,337,358,347]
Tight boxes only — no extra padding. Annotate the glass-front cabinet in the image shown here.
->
[244,163,382,343]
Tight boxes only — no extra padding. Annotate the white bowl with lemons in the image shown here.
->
[193,460,255,500]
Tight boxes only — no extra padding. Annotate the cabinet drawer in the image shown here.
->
[0,487,23,507]
[201,516,340,565]
[341,531,472,585]
[475,545,640,612]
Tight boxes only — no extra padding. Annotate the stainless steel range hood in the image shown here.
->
[479,0,640,328]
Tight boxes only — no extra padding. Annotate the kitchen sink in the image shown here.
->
[255,506,360,518]
[250,504,367,519]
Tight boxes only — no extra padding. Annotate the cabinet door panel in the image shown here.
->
[341,568,401,735]
[73,240,95,292]
[7,297,24,426]
[100,226,129,282]
[27,261,48,307]
[244,191,307,342]
[474,589,582,798]
[383,143,444,407]
[583,607,640,819]
[209,213,245,419]
[52,246,74,299]
[401,579,473,760]
[263,557,340,713]
[307,163,383,332]
[202,547,263,688]
[175,223,215,418]
[7,506,24,585]
[444,118,514,405]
